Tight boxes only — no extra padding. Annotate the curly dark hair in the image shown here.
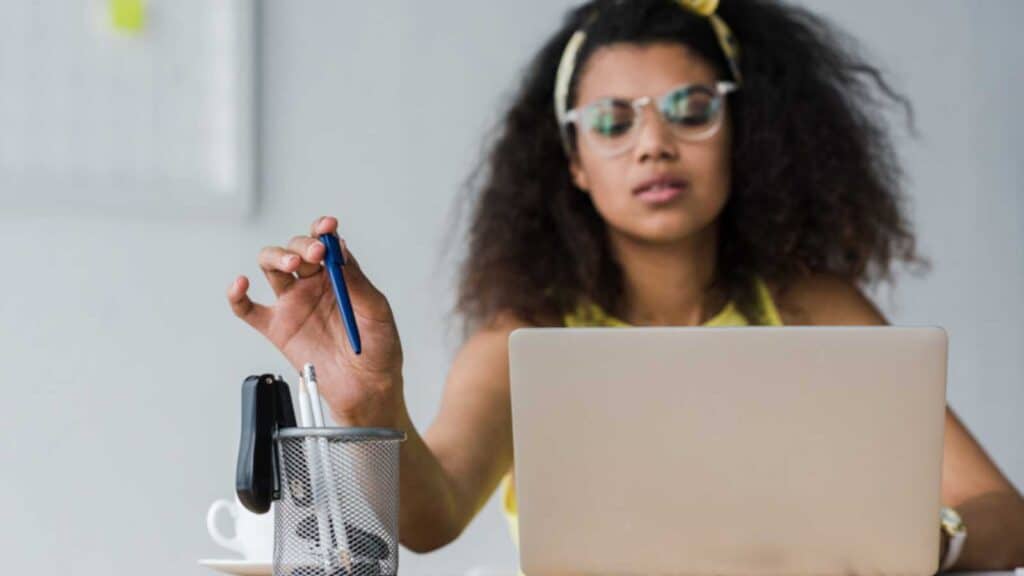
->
[455,0,923,330]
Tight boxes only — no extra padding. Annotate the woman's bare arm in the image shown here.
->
[397,315,527,552]
[775,274,1024,570]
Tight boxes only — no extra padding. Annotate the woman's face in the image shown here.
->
[570,42,732,246]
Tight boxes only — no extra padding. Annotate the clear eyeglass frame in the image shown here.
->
[564,81,738,158]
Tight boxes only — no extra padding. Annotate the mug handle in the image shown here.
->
[206,499,244,554]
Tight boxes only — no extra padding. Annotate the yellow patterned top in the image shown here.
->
[500,276,784,547]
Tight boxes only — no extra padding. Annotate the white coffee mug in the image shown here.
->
[206,496,274,561]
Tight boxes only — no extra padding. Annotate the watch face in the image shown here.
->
[941,506,965,533]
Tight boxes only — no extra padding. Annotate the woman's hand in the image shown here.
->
[227,216,405,427]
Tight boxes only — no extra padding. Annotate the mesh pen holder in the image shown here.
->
[273,427,405,576]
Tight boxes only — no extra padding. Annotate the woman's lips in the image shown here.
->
[633,178,688,204]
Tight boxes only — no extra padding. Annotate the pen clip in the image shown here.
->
[321,233,345,267]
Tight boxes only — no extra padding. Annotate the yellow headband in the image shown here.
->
[681,0,743,85]
[554,0,742,155]
[676,0,719,17]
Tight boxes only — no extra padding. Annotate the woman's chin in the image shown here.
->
[615,221,711,247]
[633,211,714,243]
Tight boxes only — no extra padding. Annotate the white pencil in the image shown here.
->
[295,372,333,570]
[303,363,350,569]
[298,376,313,428]
[304,365,326,428]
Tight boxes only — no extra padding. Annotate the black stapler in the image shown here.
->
[235,374,297,513]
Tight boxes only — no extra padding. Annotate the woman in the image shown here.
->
[227,0,1024,569]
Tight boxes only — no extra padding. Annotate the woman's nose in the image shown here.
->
[632,105,678,162]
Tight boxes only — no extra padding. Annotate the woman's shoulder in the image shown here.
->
[764,274,887,326]
[446,309,561,389]
[449,310,555,374]
[481,309,561,334]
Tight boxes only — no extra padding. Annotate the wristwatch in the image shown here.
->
[940,506,967,572]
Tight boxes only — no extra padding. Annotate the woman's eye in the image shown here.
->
[593,116,630,136]
[588,104,633,137]
[666,91,716,126]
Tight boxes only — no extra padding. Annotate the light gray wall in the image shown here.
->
[0,2,1020,575]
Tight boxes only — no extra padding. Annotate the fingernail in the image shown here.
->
[307,242,322,258]
[283,255,297,267]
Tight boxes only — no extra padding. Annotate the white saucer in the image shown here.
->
[198,559,272,576]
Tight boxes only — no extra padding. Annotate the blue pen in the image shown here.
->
[320,233,362,355]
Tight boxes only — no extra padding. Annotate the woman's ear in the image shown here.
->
[570,158,591,192]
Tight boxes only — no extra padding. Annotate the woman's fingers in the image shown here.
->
[310,215,339,237]
[287,235,325,278]
[255,220,338,299]
[227,276,271,333]
[258,246,299,295]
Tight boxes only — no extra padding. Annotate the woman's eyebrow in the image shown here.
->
[594,81,713,99]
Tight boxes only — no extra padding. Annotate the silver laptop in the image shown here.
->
[509,326,947,576]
